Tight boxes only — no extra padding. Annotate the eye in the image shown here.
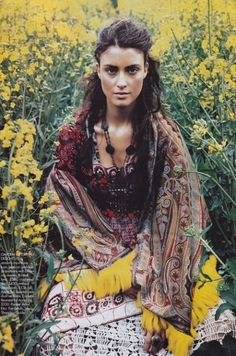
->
[127,65,139,74]
[105,66,117,75]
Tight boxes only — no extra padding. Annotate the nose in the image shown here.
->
[116,72,127,89]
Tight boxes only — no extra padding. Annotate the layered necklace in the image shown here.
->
[101,119,136,172]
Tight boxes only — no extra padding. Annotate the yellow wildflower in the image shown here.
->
[45,56,53,64]
[35,75,43,84]
[31,237,43,244]
[13,83,20,92]
[190,119,209,144]
[7,199,17,211]
[0,223,6,235]
[25,219,35,227]
[23,227,34,239]
[226,34,236,50]
[198,62,211,80]
[1,85,11,101]
[16,119,36,135]
[15,132,25,148]
[26,204,34,210]
[1,185,11,199]
[0,160,6,168]
[0,122,16,148]
[26,63,36,76]
[0,324,14,352]
[39,193,50,205]
[208,140,227,153]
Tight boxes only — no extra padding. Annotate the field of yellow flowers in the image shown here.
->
[0,0,235,354]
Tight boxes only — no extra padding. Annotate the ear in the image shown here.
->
[143,62,149,79]
[96,63,101,79]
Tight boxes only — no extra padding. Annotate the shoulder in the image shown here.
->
[151,111,182,141]
[58,108,88,146]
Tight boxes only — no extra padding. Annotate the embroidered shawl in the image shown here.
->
[46,110,208,334]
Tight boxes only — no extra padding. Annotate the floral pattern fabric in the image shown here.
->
[47,109,208,333]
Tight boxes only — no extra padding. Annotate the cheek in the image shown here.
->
[100,76,113,93]
[132,76,145,93]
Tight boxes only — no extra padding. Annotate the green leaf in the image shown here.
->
[215,302,233,320]
[40,159,58,170]
[46,254,55,284]
[25,320,59,337]
[220,291,236,308]
[226,208,236,222]
[36,124,45,141]
[226,257,236,275]
[68,270,76,286]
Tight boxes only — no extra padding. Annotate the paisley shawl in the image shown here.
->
[46,110,208,334]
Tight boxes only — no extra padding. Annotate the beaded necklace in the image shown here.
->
[101,119,136,171]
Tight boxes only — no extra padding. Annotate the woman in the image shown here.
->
[38,19,235,355]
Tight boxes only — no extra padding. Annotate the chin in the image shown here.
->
[113,100,135,109]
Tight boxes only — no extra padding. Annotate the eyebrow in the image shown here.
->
[102,64,141,68]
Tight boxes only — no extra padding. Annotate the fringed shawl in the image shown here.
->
[46,110,208,334]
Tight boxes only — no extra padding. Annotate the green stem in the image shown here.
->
[170,29,215,92]
[190,170,236,206]
[169,32,221,135]
[199,235,236,281]
[22,76,27,119]
[207,0,212,56]
[7,140,16,185]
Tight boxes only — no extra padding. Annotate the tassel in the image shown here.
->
[191,255,220,328]
[39,250,135,299]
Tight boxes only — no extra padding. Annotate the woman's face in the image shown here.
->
[96,46,148,111]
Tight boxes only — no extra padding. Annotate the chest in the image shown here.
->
[95,126,134,169]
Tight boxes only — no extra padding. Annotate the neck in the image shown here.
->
[105,105,135,128]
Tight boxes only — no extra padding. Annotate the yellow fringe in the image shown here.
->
[39,250,135,299]
[39,253,220,356]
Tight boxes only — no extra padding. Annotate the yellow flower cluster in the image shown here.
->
[39,205,57,220]
[0,325,14,352]
[0,314,19,353]
[14,219,48,243]
[190,119,209,145]
[39,191,58,205]
[2,180,33,205]
[208,139,227,154]
[0,121,16,148]
[190,119,228,154]
[0,119,42,181]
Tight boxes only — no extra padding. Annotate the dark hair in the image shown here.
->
[79,18,164,180]
[82,18,164,135]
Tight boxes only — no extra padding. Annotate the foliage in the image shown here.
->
[161,2,236,254]
[0,0,235,353]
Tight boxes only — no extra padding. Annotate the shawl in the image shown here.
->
[45,110,208,334]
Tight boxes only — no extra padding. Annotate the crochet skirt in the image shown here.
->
[37,281,235,356]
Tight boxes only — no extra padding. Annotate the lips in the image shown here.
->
[114,92,129,96]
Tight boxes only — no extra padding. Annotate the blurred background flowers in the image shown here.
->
[0,0,235,354]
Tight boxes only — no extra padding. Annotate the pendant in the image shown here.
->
[106,144,115,155]
[126,145,136,155]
